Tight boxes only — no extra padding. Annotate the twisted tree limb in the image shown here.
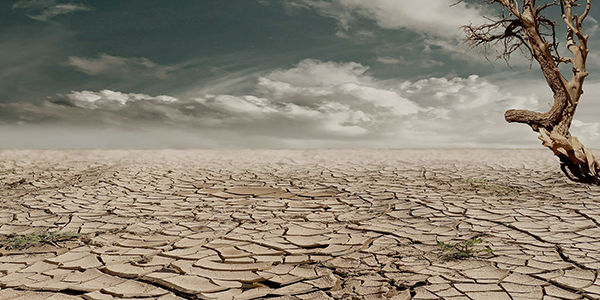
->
[461,0,599,183]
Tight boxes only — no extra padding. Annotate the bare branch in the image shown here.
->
[463,18,534,63]
[458,0,599,183]
[536,0,557,14]
[562,1,579,34]
[579,0,591,23]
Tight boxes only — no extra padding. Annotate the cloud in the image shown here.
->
[13,0,92,22]
[572,119,600,140]
[66,53,173,78]
[2,59,568,148]
[12,0,53,9]
[287,0,486,38]
[376,57,404,65]
[587,17,599,36]
[377,56,445,68]
[64,90,177,107]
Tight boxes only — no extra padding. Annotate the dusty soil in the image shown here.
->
[0,149,598,299]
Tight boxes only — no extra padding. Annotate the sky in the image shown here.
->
[2,0,600,149]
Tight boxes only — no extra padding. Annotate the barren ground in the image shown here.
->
[0,149,599,300]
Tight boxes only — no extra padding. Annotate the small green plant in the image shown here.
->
[0,166,15,181]
[437,237,494,260]
[465,177,521,195]
[0,167,7,181]
[5,231,81,250]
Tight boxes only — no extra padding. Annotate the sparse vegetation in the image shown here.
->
[4,231,81,250]
[0,166,10,181]
[437,237,494,260]
[465,177,522,195]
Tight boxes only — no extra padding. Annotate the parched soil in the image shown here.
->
[0,149,598,299]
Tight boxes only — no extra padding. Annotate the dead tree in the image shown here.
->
[461,0,597,183]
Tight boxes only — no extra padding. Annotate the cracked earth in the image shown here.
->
[0,150,599,300]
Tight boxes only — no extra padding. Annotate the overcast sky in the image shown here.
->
[2,0,600,149]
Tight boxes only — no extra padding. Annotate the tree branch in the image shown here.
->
[459,0,599,184]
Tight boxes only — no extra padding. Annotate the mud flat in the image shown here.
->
[0,149,598,299]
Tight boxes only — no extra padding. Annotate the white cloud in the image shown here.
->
[587,17,599,36]
[572,119,600,141]
[8,59,596,148]
[13,0,92,21]
[187,60,551,146]
[288,0,486,37]
[66,53,173,78]
[196,95,277,115]
[376,56,445,68]
[264,59,371,88]
[66,90,177,108]
[376,57,404,65]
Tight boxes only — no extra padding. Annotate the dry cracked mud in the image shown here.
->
[0,149,599,300]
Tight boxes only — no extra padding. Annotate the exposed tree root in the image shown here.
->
[463,0,596,184]
[535,127,600,184]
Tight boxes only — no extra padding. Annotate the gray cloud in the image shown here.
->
[286,0,486,38]
[376,56,445,68]
[66,54,174,78]
[12,0,92,21]
[12,0,55,9]
[5,59,591,148]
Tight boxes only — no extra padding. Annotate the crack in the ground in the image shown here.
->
[529,271,596,300]
[136,278,200,300]
[2,150,600,299]
[574,209,600,228]
[471,216,599,273]
[556,246,599,276]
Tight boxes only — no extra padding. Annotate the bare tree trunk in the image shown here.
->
[464,0,597,183]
